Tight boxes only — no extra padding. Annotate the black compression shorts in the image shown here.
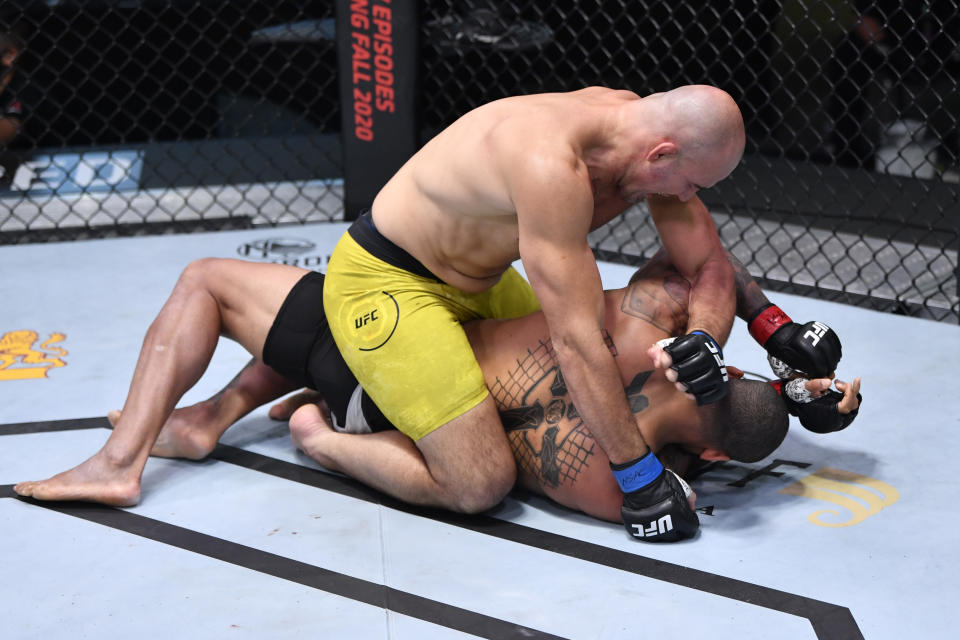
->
[261,271,359,427]
[261,270,394,431]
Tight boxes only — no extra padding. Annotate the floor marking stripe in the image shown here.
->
[0,417,109,435]
[3,419,864,639]
[0,484,564,640]
[212,445,863,640]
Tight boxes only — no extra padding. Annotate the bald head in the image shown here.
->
[645,85,746,183]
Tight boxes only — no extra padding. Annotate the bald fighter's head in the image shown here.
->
[659,84,745,181]
[624,85,745,202]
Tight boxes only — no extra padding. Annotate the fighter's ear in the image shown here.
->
[647,141,678,162]
[699,448,730,462]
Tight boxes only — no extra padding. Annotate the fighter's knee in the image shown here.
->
[450,486,509,515]
[179,257,223,284]
[447,462,516,514]
[419,403,518,514]
[175,258,237,299]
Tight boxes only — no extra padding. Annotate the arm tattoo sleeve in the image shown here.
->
[727,251,771,321]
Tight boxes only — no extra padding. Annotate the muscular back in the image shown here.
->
[464,252,701,522]
[371,88,638,292]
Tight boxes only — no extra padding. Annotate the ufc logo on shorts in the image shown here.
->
[354,309,379,329]
[803,321,829,346]
[631,514,673,538]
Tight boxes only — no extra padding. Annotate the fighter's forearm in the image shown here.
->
[648,195,735,344]
[522,227,651,466]
[551,331,650,465]
[685,250,735,346]
[727,251,773,322]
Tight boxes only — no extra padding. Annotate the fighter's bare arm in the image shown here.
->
[487,258,693,518]
[622,247,771,346]
[728,251,774,322]
[646,194,735,345]
[510,149,649,466]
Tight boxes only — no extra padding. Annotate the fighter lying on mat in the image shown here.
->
[291,254,861,525]
[15,248,860,534]
[223,249,862,525]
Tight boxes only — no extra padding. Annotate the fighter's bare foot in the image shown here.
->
[288,403,339,470]
[14,451,141,507]
[109,401,222,460]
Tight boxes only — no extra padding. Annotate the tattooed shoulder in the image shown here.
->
[620,274,689,334]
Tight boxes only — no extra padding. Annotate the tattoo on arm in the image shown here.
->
[727,251,771,321]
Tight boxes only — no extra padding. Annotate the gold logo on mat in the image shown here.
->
[0,330,68,380]
[779,467,899,527]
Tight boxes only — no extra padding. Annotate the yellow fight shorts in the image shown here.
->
[324,211,540,441]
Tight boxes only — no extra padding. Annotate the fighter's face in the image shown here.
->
[619,154,718,203]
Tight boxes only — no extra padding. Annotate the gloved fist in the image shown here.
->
[772,378,863,434]
[613,453,699,542]
[748,304,842,379]
[662,330,728,405]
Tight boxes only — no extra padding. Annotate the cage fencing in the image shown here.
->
[1,1,957,322]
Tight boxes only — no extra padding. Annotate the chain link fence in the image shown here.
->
[2,1,958,322]
[422,0,960,322]
[0,1,344,242]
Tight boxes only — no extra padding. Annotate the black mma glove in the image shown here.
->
[748,304,842,379]
[662,331,728,405]
[770,379,862,434]
[613,453,699,542]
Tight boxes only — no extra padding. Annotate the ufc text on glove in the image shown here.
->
[748,304,841,379]
[613,453,700,542]
[662,330,728,405]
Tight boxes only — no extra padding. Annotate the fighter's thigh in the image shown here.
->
[415,394,517,496]
[331,292,489,439]
[183,258,309,357]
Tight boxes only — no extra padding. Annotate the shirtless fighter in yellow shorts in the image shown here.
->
[320,85,751,541]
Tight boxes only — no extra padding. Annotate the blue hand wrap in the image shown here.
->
[611,452,664,493]
[690,330,723,357]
